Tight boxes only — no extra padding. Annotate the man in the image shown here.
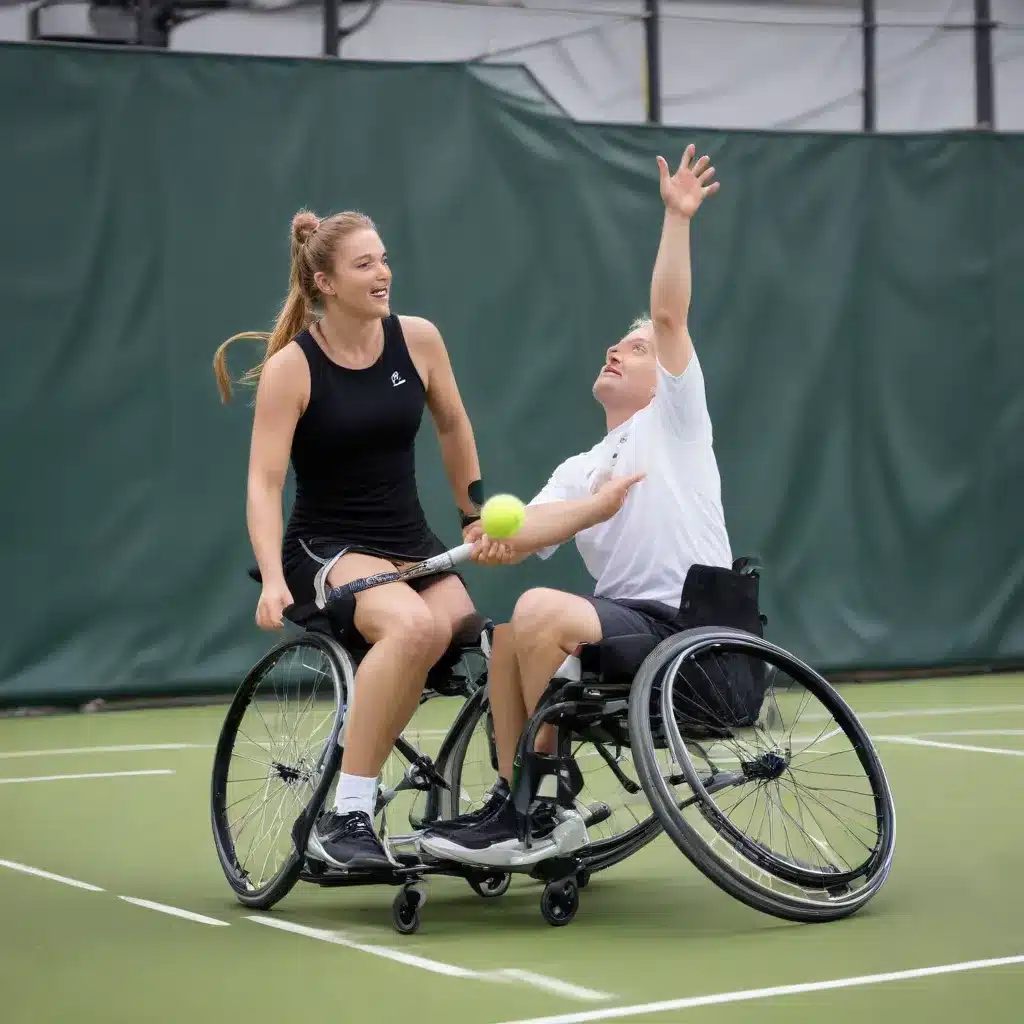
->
[421,144,732,863]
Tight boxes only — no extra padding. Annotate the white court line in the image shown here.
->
[497,970,610,1002]
[806,703,1024,722]
[875,736,1024,758]
[248,917,609,1001]
[0,769,175,785]
[0,858,105,892]
[118,896,229,927]
[913,730,1024,738]
[0,743,211,760]
[3,708,1017,762]
[492,953,1024,1024]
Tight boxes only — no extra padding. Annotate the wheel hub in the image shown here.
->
[273,761,311,785]
[740,750,788,781]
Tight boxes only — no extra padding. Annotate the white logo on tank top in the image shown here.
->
[391,371,406,387]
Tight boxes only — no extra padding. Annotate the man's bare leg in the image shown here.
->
[487,624,527,781]
[419,588,604,860]
[507,588,603,760]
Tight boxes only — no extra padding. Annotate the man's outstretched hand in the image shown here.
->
[657,144,720,219]
[590,472,645,522]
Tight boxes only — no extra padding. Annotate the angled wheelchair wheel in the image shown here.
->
[434,686,500,822]
[557,712,665,877]
[211,632,351,909]
[438,685,665,876]
[629,628,896,923]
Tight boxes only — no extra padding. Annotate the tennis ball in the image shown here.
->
[479,494,526,539]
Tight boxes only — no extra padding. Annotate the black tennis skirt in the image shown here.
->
[282,530,450,607]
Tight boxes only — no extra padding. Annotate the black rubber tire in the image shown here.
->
[629,628,896,924]
[580,816,663,876]
[468,872,512,899]
[540,878,579,927]
[210,632,349,910]
[392,889,422,935]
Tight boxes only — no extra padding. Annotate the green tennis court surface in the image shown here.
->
[2,674,1022,1024]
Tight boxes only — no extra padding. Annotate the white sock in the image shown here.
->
[333,772,378,818]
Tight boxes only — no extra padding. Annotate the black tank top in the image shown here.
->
[283,315,434,556]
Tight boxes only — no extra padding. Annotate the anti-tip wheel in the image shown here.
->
[469,872,511,899]
[540,878,579,927]
[392,888,422,935]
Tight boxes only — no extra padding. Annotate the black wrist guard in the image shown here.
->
[460,479,484,529]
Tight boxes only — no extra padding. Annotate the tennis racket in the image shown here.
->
[325,542,475,605]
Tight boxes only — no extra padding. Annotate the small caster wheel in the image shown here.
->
[469,872,511,899]
[576,867,591,890]
[392,887,422,935]
[540,878,578,927]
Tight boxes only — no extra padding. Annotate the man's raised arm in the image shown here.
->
[649,143,720,375]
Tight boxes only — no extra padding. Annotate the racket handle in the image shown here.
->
[439,542,474,568]
[395,541,475,580]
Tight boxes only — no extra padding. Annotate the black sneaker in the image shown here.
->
[419,798,558,862]
[307,810,393,871]
[424,778,511,835]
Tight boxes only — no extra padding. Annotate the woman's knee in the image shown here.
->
[373,600,450,662]
[419,575,476,639]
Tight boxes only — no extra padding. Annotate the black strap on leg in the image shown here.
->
[511,700,583,842]
[325,590,358,645]
[555,727,585,809]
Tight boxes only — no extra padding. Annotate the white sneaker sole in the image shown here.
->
[306,827,394,871]
[418,814,590,869]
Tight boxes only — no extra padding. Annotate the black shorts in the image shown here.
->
[283,533,453,607]
[582,595,680,643]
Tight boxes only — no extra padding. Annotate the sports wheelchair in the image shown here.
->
[211,551,896,934]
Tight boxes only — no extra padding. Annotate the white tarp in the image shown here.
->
[3,0,1022,130]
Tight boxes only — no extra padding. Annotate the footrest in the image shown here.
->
[581,801,612,828]
[300,849,424,887]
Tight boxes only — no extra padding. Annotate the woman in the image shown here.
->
[214,209,484,871]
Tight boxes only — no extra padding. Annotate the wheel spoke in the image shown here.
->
[215,639,343,895]
[777,776,875,855]
[642,639,893,914]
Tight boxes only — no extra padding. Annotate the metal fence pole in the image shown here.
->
[324,0,339,57]
[862,0,876,132]
[975,0,994,128]
[644,0,662,124]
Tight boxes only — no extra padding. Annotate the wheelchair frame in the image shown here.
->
[212,562,896,934]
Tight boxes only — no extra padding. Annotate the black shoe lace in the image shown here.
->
[461,782,508,822]
[321,810,379,843]
[339,811,379,841]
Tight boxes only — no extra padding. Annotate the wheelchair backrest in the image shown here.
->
[677,560,765,637]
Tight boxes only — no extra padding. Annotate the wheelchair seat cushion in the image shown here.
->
[579,633,661,682]
[283,601,328,629]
